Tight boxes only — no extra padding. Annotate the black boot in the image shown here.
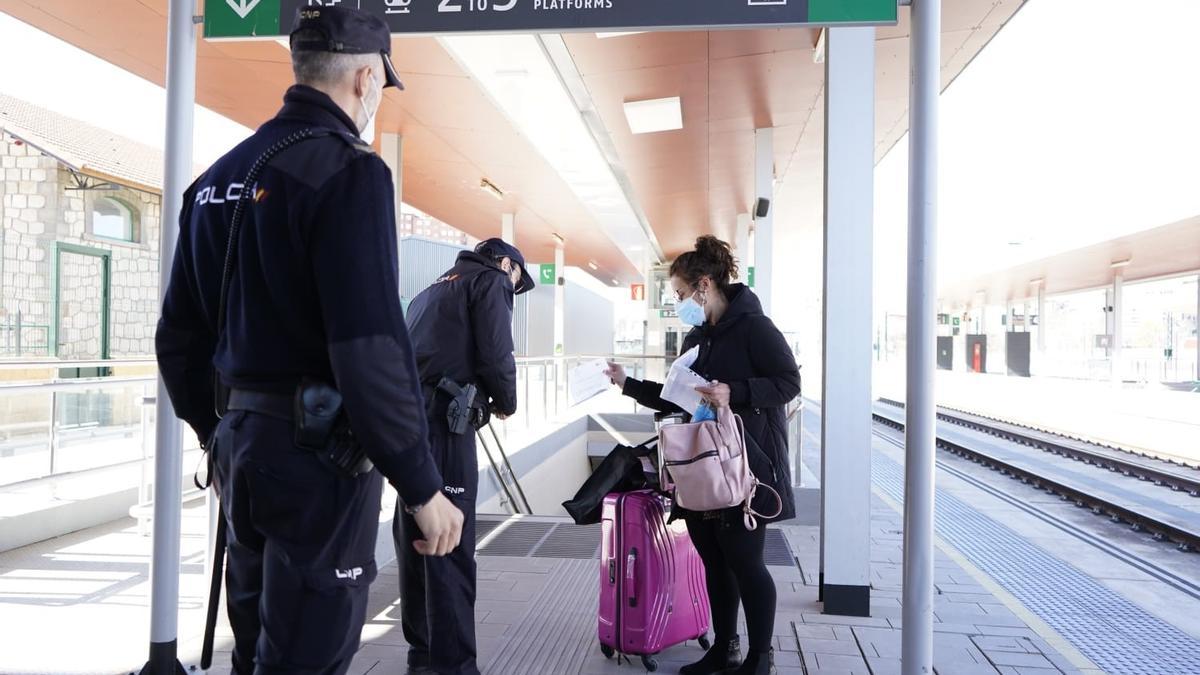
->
[678,636,742,675]
[730,648,776,675]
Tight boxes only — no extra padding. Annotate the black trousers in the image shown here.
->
[394,421,480,675]
[685,513,776,653]
[213,411,384,675]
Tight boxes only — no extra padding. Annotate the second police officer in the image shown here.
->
[156,7,463,674]
[396,238,535,675]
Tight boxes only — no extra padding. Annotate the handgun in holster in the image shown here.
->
[435,377,491,435]
[294,379,373,477]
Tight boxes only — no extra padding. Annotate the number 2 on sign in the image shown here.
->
[438,0,517,11]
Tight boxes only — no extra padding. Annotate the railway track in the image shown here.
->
[871,403,1200,555]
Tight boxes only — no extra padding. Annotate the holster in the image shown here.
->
[294,379,373,477]
[433,377,492,435]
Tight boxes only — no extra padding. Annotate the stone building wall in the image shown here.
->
[0,132,162,360]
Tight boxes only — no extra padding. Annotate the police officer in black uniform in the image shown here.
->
[396,238,534,675]
[156,7,464,674]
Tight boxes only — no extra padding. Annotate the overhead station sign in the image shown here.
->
[205,0,897,39]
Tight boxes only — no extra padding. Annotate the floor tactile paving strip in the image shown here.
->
[873,453,1200,674]
[763,527,796,567]
[476,518,504,544]
[478,518,798,566]
[484,559,599,675]
[532,524,602,559]
[477,520,556,557]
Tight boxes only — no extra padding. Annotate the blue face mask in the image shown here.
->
[676,296,706,327]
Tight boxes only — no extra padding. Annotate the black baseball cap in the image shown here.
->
[476,238,536,295]
[289,6,404,89]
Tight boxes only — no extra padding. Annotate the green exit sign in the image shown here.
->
[204,0,280,39]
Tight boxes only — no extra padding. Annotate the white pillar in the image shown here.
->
[736,212,752,276]
[501,213,516,244]
[902,0,940,672]
[1195,274,1199,381]
[819,25,874,617]
[754,129,775,315]
[1112,273,1124,383]
[554,241,565,355]
[146,0,194,671]
[1037,285,1047,352]
[380,133,403,217]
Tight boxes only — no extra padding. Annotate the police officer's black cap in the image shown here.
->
[290,6,405,90]
[476,238,535,295]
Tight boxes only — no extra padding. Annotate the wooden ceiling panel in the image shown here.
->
[2,0,1028,279]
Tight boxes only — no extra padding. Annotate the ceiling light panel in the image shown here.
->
[623,97,683,135]
[439,34,656,274]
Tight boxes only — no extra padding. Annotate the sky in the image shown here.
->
[872,0,1200,310]
[0,13,253,169]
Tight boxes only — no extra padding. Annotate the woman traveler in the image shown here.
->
[605,235,799,675]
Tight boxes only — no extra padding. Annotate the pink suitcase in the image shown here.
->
[598,489,711,672]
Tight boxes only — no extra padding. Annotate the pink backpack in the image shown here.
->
[658,406,782,530]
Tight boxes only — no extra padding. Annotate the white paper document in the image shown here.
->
[569,358,611,406]
[661,346,709,413]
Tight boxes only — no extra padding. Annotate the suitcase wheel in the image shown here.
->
[698,634,711,650]
[600,644,615,660]
[641,655,658,672]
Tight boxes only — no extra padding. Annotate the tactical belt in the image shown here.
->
[227,389,293,422]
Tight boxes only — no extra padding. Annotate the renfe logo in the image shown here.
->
[226,0,263,19]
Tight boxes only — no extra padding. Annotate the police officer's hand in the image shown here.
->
[412,492,464,557]
[605,361,627,389]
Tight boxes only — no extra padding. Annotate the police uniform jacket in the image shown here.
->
[406,251,519,418]
[155,85,443,509]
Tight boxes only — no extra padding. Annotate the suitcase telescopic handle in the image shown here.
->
[626,547,638,608]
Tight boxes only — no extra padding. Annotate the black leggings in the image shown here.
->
[685,514,776,653]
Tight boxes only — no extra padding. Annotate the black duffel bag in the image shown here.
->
[562,438,658,525]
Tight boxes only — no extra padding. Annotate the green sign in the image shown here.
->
[952,317,961,327]
[539,263,556,286]
[204,0,281,39]
[747,266,755,289]
[660,309,677,319]
[205,0,896,40]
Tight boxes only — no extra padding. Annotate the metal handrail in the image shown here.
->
[0,357,156,370]
[0,376,155,394]
[514,353,677,364]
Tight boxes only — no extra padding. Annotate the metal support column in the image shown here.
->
[1195,274,1199,382]
[754,129,775,315]
[902,0,941,672]
[380,132,403,219]
[553,241,566,410]
[553,241,565,355]
[501,213,516,244]
[1112,273,1124,384]
[819,25,874,617]
[1037,283,1047,352]
[736,212,752,274]
[142,0,195,673]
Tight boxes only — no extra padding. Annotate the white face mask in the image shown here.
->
[358,71,381,145]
